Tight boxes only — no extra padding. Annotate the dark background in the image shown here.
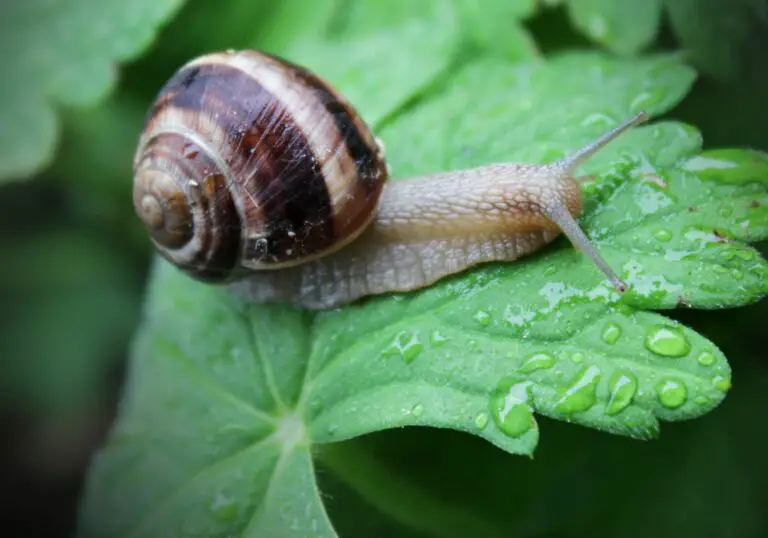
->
[0,3,766,537]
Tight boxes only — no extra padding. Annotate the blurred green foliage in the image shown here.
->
[0,0,766,537]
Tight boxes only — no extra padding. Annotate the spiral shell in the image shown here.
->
[132,50,389,282]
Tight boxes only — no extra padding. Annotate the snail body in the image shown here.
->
[133,49,648,310]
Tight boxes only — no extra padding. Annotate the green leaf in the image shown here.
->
[317,332,768,537]
[0,0,185,182]
[664,0,768,78]
[79,36,768,536]
[77,266,333,538]
[557,0,768,78]
[565,0,662,54]
[329,0,539,61]
[285,1,539,128]
[138,0,337,83]
[284,20,462,129]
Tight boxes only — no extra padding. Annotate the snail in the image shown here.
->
[133,49,649,310]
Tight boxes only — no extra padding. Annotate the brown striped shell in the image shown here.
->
[132,50,389,282]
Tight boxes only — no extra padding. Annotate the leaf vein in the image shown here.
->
[125,435,277,538]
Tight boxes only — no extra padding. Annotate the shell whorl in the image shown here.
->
[132,49,389,282]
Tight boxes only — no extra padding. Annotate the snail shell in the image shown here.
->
[133,49,388,282]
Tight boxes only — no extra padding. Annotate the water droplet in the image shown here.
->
[713,375,731,392]
[209,491,237,521]
[694,396,708,405]
[731,269,744,280]
[635,181,677,214]
[474,309,492,327]
[624,416,642,429]
[543,265,557,276]
[644,325,690,357]
[430,330,448,347]
[383,331,424,363]
[697,351,715,366]
[326,423,339,434]
[605,370,638,415]
[720,250,736,261]
[571,352,585,363]
[411,404,424,417]
[503,304,536,328]
[736,249,754,261]
[682,155,738,172]
[474,412,489,429]
[555,365,601,414]
[601,322,622,345]
[519,352,556,373]
[657,379,687,408]
[653,229,673,242]
[717,205,733,217]
[713,264,728,274]
[489,378,535,438]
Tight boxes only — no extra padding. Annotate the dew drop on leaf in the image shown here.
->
[555,365,601,414]
[713,375,732,392]
[489,378,535,438]
[605,370,638,415]
[739,218,754,230]
[713,264,728,274]
[518,352,556,373]
[731,269,744,280]
[474,309,492,326]
[430,330,448,347]
[736,249,754,261]
[571,352,585,363]
[644,325,691,357]
[601,322,622,344]
[474,412,489,430]
[656,379,688,408]
[653,229,673,242]
[694,396,708,405]
[682,155,738,172]
[503,303,536,329]
[209,491,237,522]
[635,182,677,214]
[411,404,424,417]
[383,331,424,363]
[696,351,716,366]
